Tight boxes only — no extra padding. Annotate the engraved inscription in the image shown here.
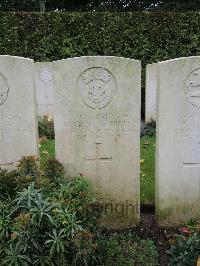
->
[78,67,117,109]
[0,73,9,105]
[185,68,200,107]
[65,113,135,139]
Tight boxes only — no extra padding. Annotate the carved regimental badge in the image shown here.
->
[78,67,117,109]
[40,67,52,82]
[0,73,9,105]
[185,68,200,107]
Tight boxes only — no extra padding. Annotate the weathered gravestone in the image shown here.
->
[0,56,38,169]
[156,57,200,225]
[53,56,141,229]
[145,63,157,123]
[35,62,54,117]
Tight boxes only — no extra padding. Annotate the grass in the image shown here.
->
[39,136,156,205]
[140,135,155,205]
[39,139,55,167]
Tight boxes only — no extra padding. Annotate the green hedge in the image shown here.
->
[0,11,200,115]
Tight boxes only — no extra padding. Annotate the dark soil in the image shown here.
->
[103,205,179,265]
[135,205,178,266]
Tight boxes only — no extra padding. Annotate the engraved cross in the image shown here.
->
[183,163,200,167]
[84,143,112,187]
[190,90,200,101]
[183,162,200,201]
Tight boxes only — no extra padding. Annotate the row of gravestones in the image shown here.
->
[146,58,200,123]
[0,55,200,229]
[35,62,54,117]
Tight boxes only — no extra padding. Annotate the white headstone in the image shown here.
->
[53,56,141,229]
[156,57,200,225]
[0,56,38,168]
[145,63,157,123]
[35,62,54,117]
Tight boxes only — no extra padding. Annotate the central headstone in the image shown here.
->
[0,56,38,168]
[53,56,141,229]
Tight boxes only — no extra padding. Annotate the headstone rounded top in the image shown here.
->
[78,67,117,109]
[185,68,200,108]
[158,56,200,66]
[0,73,9,105]
[0,55,34,62]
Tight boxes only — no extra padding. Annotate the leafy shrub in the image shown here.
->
[55,176,103,230]
[38,115,55,139]
[0,157,158,266]
[43,158,64,185]
[167,233,200,266]
[0,166,101,265]
[17,156,40,181]
[0,156,65,199]
[0,200,12,241]
[96,232,159,266]
[0,168,18,199]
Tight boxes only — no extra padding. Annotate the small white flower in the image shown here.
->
[47,115,52,122]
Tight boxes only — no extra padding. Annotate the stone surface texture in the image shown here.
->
[35,62,54,117]
[53,56,141,229]
[0,56,38,168]
[156,57,200,225]
[145,63,157,123]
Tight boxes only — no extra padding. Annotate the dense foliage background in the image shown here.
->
[1,11,200,62]
[1,11,199,63]
[1,0,200,12]
[0,11,199,114]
